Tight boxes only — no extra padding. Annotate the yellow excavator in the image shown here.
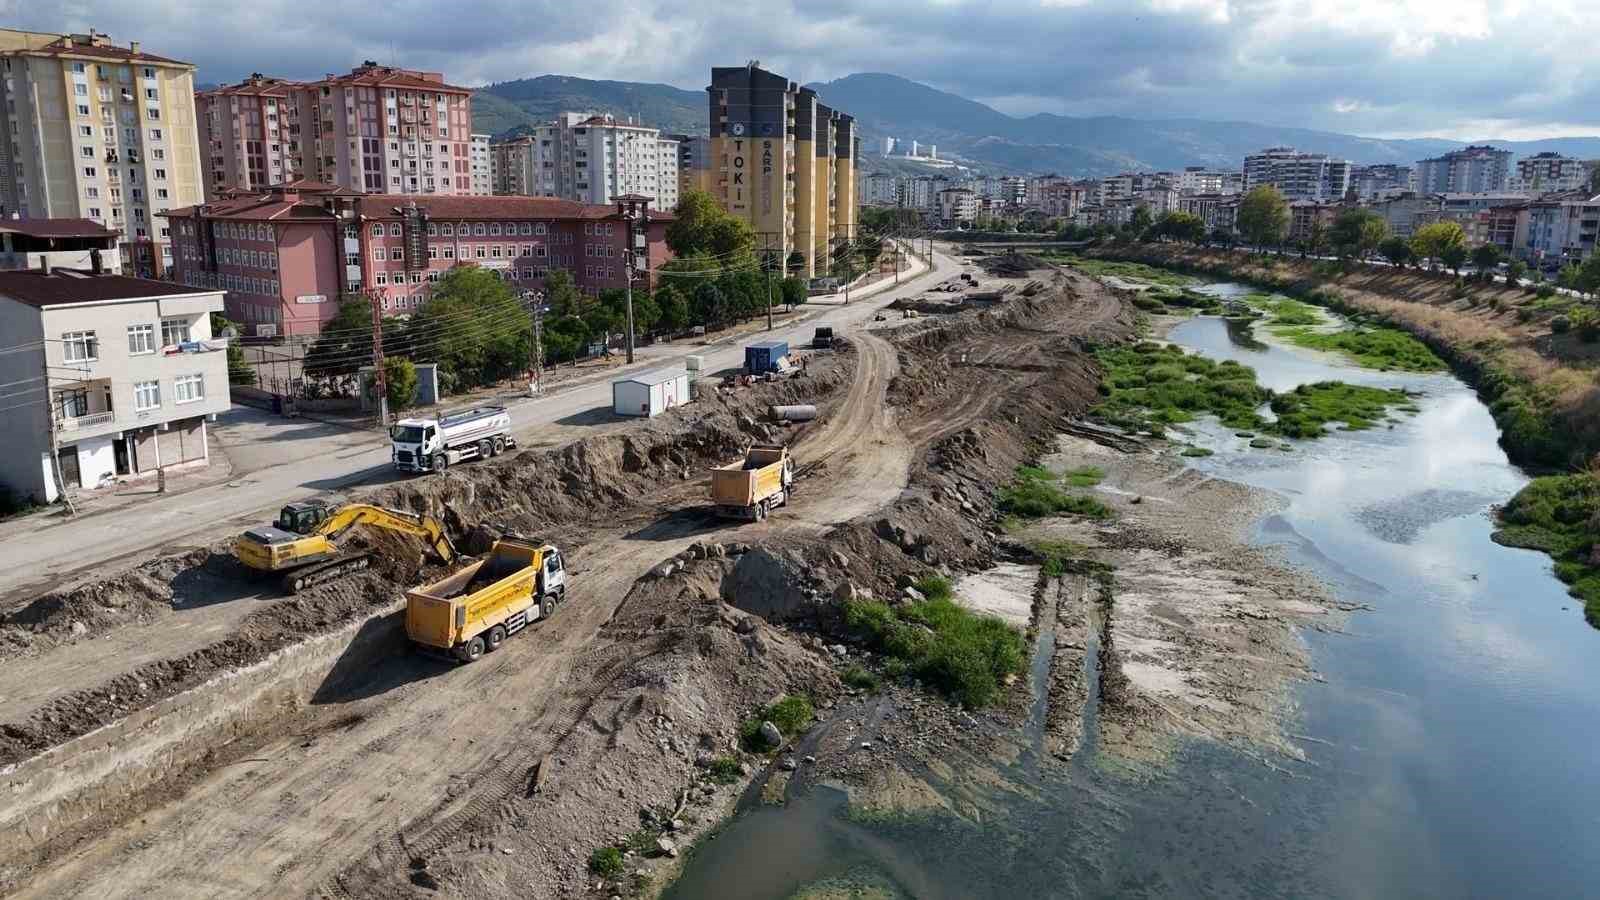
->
[235,500,457,593]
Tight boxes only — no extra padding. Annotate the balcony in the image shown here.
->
[57,410,115,432]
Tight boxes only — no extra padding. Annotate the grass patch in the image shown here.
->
[1242,292,1322,325]
[1064,465,1105,487]
[1045,254,1196,287]
[1496,474,1600,627]
[842,664,881,690]
[588,846,625,877]
[1180,446,1215,457]
[707,755,743,784]
[998,466,1111,519]
[842,596,1027,708]
[1094,343,1417,439]
[739,695,815,752]
[1032,538,1093,576]
[1272,325,1446,372]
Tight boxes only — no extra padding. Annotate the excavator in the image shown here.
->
[234,500,457,593]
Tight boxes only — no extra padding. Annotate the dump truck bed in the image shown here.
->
[406,541,541,651]
[711,445,790,515]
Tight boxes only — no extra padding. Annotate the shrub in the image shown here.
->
[739,695,814,752]
[588,847,625,877]
[998,468,1111,519]
[1180,446,1215,457]
[1539,284,1558,300]
[707,756,742,784]
[841,665,880,690]
[1064,466,1105,487]
[1516,308,1534,323]
[841,596,1027,708]
[1551,315,1571,334]
[384,357,418,410]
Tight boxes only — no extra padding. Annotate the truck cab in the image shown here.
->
[389,420,439,472]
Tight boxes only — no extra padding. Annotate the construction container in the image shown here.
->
[745,341,789,375]
[612,368,691,418]
[685,354,704,373]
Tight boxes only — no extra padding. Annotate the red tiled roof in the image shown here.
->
[316,65,468,94]
[356,195,674,222]
[165,181,362,221]
[199,77,302,98]
[25,35,188,67]
[0,269,215,308]
[0,218,118,239]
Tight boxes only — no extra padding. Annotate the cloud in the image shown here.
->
[4,0,1596,140]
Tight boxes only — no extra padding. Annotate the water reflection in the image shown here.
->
[668,291,1600,900]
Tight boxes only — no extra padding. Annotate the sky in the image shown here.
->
[8,0,1597,141]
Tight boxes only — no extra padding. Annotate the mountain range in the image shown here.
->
[473,72,1600,179]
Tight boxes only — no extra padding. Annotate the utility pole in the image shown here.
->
[370,290,388,427]
[42,363,75,517]
[762,232,775,331]
[526,290,545,395]
[616,194,651,365]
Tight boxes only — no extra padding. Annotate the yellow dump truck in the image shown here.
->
[404,538,567,662]
[711,444,794,521]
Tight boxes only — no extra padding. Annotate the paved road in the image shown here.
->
[0,246,960,602]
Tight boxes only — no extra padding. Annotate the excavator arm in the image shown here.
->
[314,504,457,563]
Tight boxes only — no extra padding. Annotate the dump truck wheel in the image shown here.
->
[477,439,492,459]
[492,436,506,456]
[485,625,506,651]
[455,635,485,662]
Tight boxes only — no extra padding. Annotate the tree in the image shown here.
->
[667,190,755,259]
[691,282,724,328]
[543,269,582,318]
[1379,236,1414,268]
[542,315,589,366]
[631,291,660,336]
[1153,211,1205,244]
[383,357,417,410]
[780,275,807,310]
[1409,221,1466,272]
[1472,243,1503,280]
[1329,208,1386,260]
[406,267,531,391]
[655,285,688,336]
[1440,243,1469,275]
[1575,253,1600,298]
[1127,206,1154,239]
[1236,185,1289,251]
[1506,258,1527,286]
[210,313,255,386]
[1304,222,1328,259]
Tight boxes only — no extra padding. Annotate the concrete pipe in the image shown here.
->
[768,404,818,422]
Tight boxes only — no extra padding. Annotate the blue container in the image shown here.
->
[745,340,789,374]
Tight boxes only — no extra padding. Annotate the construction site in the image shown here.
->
[0,250,1341,899]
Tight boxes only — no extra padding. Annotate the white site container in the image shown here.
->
[612,368,692,418]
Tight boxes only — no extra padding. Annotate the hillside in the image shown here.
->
[473,75,705,138]
[469,71,1600,178]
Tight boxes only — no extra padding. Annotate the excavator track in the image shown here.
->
[282,553,371,594]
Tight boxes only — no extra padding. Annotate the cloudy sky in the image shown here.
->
[9,0,1597,140]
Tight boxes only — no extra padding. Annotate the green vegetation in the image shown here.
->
[739,695,814,752]
[1496,475,1600,626]
[841,664,881,691]
[998,466,1111,519]
[1045,254,1195,287]
[1180,446,1215,457]
[1064,466,1105,487]
[1030,539,1094,577]
[842,585,1028,708]
[588,846,625,877]
[1243,292,1322,325]
[707,755,743,784]
[1237,185,1289,248]
[1094,343,1418,438]
[382,357,418,410]
[1270,325,1445,372]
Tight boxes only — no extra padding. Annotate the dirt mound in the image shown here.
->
[0,548,211,661]
[980,251,1050,277]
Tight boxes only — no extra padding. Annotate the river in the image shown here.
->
[666,283,1600,899]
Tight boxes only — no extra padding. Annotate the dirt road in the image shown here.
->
[11,309,921,900]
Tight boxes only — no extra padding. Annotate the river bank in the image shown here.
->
[1079,244,1600,627]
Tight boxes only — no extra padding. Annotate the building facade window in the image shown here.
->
[161,317,191,347]
[134,379,161,411]
[174,373,205,404]
[62,331,98,362]
[127,323,155,355]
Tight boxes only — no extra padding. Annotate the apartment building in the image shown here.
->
[1177,167,1226,195]
[1243,147,1351,201]
[1366,192,1440,239]
[664,133,710,202]
[1416,145,1511,194]
[1177,193,1239,235]
[0,28,204,279]
[1,217,120,272]
[195,74,312,197]
[166,182,673,335]
[1524,192,1600,267]
[469,133,491,195]
[936,187,977,225]
[197,62,474,198]
[707,63,859,279]
[0,267,228,503]
[859,172,900,206]
[1515,153,1589,193]
[502,114,679,209]
[1348,164,1413,200]
[1037,180,1087,218]
[489,134,533,195]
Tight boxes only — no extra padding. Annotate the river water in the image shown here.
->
[667,285,1600,899]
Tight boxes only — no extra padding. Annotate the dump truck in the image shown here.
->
[235,501,456,593]
[390,405,516,474]
[404,538,567,662]
[811,326,834,349]
[711,444,793,521]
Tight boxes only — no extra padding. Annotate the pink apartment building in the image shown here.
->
[164,181,673,338]
[196,62,474,198]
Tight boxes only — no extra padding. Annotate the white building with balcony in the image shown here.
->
[0,268,229,503]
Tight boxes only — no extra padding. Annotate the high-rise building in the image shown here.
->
[1416,145,1511,194]
[707,63,858,279]
[1515,152,1589,193]
[469,133,491,195]
[489,134,534,195]
[859,172,900,206]
[1349,164,1413,199]
[500,114,678,208]
[197,62,474,198]
[0,28,205,278]
[664,133,710,204]
[1243,147,1351,201]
